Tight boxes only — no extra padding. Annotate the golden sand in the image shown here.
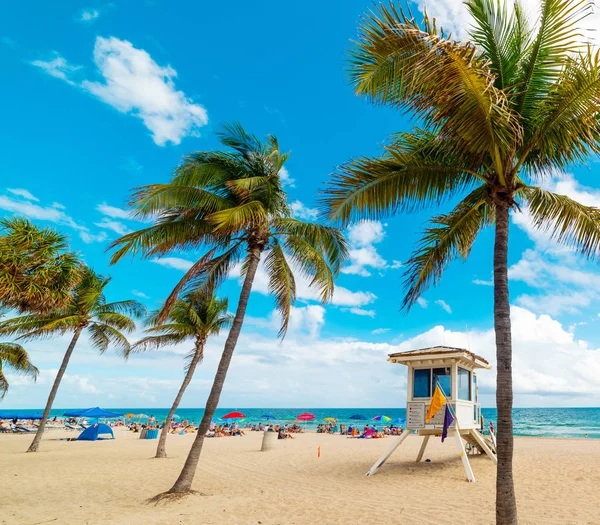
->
[1,429,598,525]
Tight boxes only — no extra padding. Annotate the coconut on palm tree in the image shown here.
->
[322,1,600,523]
[0,267,145,452]
[109,122,348,498]
[0,217,81,314]
[0,342,39,399]
[131,292,232,458]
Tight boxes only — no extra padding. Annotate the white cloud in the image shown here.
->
[372,328,390,334]
[230,259,377,308]
[32,37,208,146]
[342,221,388,277]
[416,297,428,308]
[279,166,294,187]
[0,191,106,244]
[96,203,133,220]
[342,307,376,318]
[418,0,600,45]
[132,290,149,299]
[290,200,318,220]
[31,53,81,84]
[151,257,194,271]
[473,279,493,286]
[7,188,38,201]
[435,299,452,314]
[95,217,131,235]
[78,8,100,22]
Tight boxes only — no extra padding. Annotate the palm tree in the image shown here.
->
[131,292,232,458]
[0,267,145,452]
[0,217,81,314]
[322,1,600,523]
[0,342,39,399]
[109,122,348,498]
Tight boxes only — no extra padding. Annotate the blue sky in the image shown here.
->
[2,0,600,409]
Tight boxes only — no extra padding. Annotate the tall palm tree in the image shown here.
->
[0,217,81,314]
[109,122,348,498]
[0,342,39,399]
[131,292,232,458]
[0,268,145,452]
[322,1,600,523]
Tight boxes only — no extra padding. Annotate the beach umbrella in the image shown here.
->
[349,414,367,420]
[124,413,135,419]
[262,414,276,420]
[372,415,391,422]
[323,417,337,422]
[222,411,246,419]
[135,413,150,419]
[391,418,405,425]
[172,415,181,420]
[63,407,124,419]
[297,413,315,421]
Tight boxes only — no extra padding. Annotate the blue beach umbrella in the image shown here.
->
[349,414,367,420]
[391,418,406,425]
[262,414,276,420]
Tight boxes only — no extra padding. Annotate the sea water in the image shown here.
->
[6,407,600,438]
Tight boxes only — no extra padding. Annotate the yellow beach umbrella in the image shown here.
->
[324,417,337,422]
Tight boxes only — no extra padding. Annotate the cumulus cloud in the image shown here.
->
[342,307,376,318]
[96,203,133,220]
[290,200,318,220]
[342,221,389,276]
[95,217,131,235]
[279,166,294,187]
[416,297,428,308]
[32,37,208,145]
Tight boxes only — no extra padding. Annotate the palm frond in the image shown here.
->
[402,185,493,309]
[521,186,600,256]
[98,300,146,319]
[515,0,591,128]
[94,312,137,332]
[321,129,484,224]
[207,201,268,234]
[87,323,132,357]
[264,241,296,337]
[0,342,38,398]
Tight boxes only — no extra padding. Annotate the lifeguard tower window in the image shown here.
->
[413,367,452,398]
[432,367,451,396]
[458,367,471,400]
[413,369,431,398]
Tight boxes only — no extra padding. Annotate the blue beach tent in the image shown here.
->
[63,407,123,418]
[77,423,114,441]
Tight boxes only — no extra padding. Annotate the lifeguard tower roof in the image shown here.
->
[388,346,490,370]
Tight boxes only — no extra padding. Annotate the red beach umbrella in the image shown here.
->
[222,411,246,419]
[296,413,316,421]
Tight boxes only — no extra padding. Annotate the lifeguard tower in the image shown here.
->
[367,346,497,482]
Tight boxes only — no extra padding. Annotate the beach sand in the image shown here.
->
[1,429,598,525]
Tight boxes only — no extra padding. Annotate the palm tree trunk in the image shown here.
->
[164,247,261,495]
[27,327,83,453]
[155,337,205,459]
[493,202,518,525]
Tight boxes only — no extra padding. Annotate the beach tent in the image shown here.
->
[77,423,114,441]
[0,411,43,419]
[63,407,123,418]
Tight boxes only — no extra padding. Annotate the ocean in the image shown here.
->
[4,407,600,438]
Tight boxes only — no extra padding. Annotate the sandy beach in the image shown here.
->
[1,429,598,525]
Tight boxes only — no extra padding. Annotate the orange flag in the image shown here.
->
[425,385,446,423]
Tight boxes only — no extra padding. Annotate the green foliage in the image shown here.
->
[0,342,39,399]
[322,0,600,308]
[109,123,349,336]
[0,267,145,357]
[0,218,82,314]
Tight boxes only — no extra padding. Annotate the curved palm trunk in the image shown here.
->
[164,248,261,495]
[27,327,83,453]
[155,337,205,458]
[493,203,518,525]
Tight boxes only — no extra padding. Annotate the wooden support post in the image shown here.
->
[416,435,430,462]
[366,430,411,477]
[469,429,497,464]
[454,431,476,482]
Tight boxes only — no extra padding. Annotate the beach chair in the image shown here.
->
[16,426,35,433]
